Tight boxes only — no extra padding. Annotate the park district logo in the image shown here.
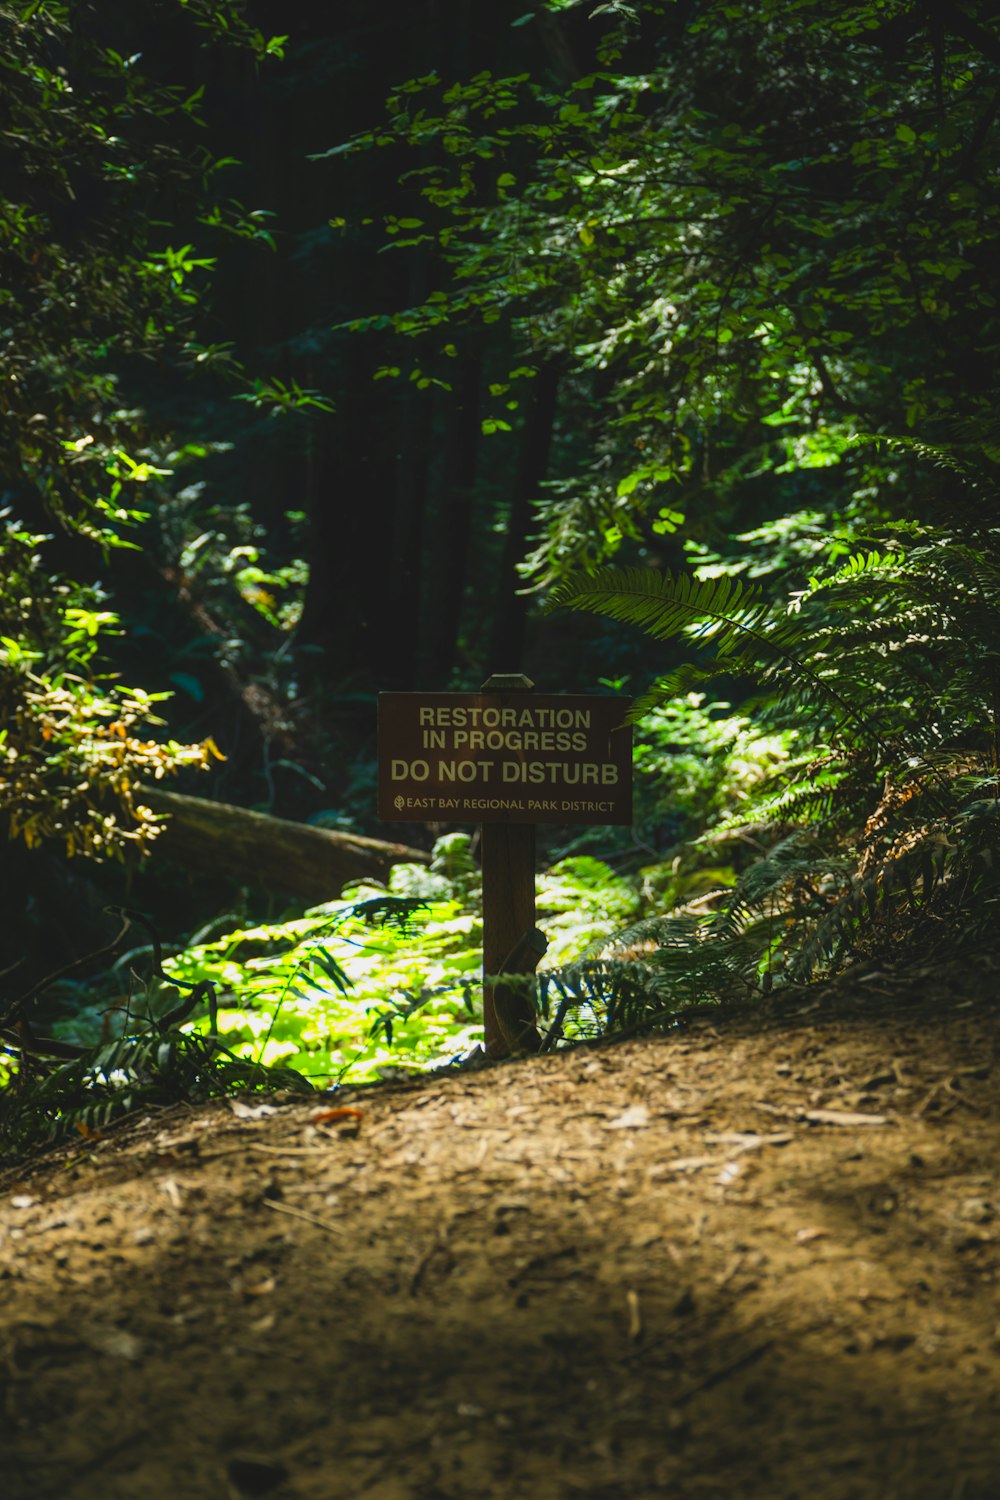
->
[377,691,632,827]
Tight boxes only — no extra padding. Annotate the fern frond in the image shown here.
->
[709,831,845,942]
[546,566,768,656]
[796,549,905,606]
[853,432,997,495]
[535,907,768,1040]
[0,1021,312,1153]
[628,661,724,719]
[705,762,849,836]
[548,565,890,753]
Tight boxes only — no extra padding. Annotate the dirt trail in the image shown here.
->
[2,970,999,1500]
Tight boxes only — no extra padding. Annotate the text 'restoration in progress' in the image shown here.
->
[377,693,632,826]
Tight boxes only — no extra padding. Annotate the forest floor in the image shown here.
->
[2,952,999,1500]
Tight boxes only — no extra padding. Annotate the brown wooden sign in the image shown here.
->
[378,691,632,825]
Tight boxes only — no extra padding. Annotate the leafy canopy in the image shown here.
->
[326,0,1000,576]
[0,1,286,857]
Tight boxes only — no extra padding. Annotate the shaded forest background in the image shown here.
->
[2,0,1000,1126]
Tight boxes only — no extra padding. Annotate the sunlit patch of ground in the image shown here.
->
[2,958,998,1500]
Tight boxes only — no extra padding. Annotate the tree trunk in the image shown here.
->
[140,786,429,902]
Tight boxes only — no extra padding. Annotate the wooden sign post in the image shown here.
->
[377,676,632,1060]
[479,673,542,1058]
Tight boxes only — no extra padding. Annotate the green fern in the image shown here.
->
[541,445,1000,1030]
[546,565,888,755]
[704,756,848,836]
[0,1030,312,1154]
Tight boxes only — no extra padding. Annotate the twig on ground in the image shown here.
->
[262,1198,343,1235]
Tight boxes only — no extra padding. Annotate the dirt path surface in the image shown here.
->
[2,971,999,1500]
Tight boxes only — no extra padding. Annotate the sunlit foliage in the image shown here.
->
[0,2,286,855]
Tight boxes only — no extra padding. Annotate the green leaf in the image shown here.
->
[651,508,684,535]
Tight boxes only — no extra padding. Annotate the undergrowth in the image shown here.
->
[6,442,1000,1154]
[546,442,1000,1006]
[0,845,648,1154]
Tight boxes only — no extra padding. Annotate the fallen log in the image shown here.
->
[139,785,430,902]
